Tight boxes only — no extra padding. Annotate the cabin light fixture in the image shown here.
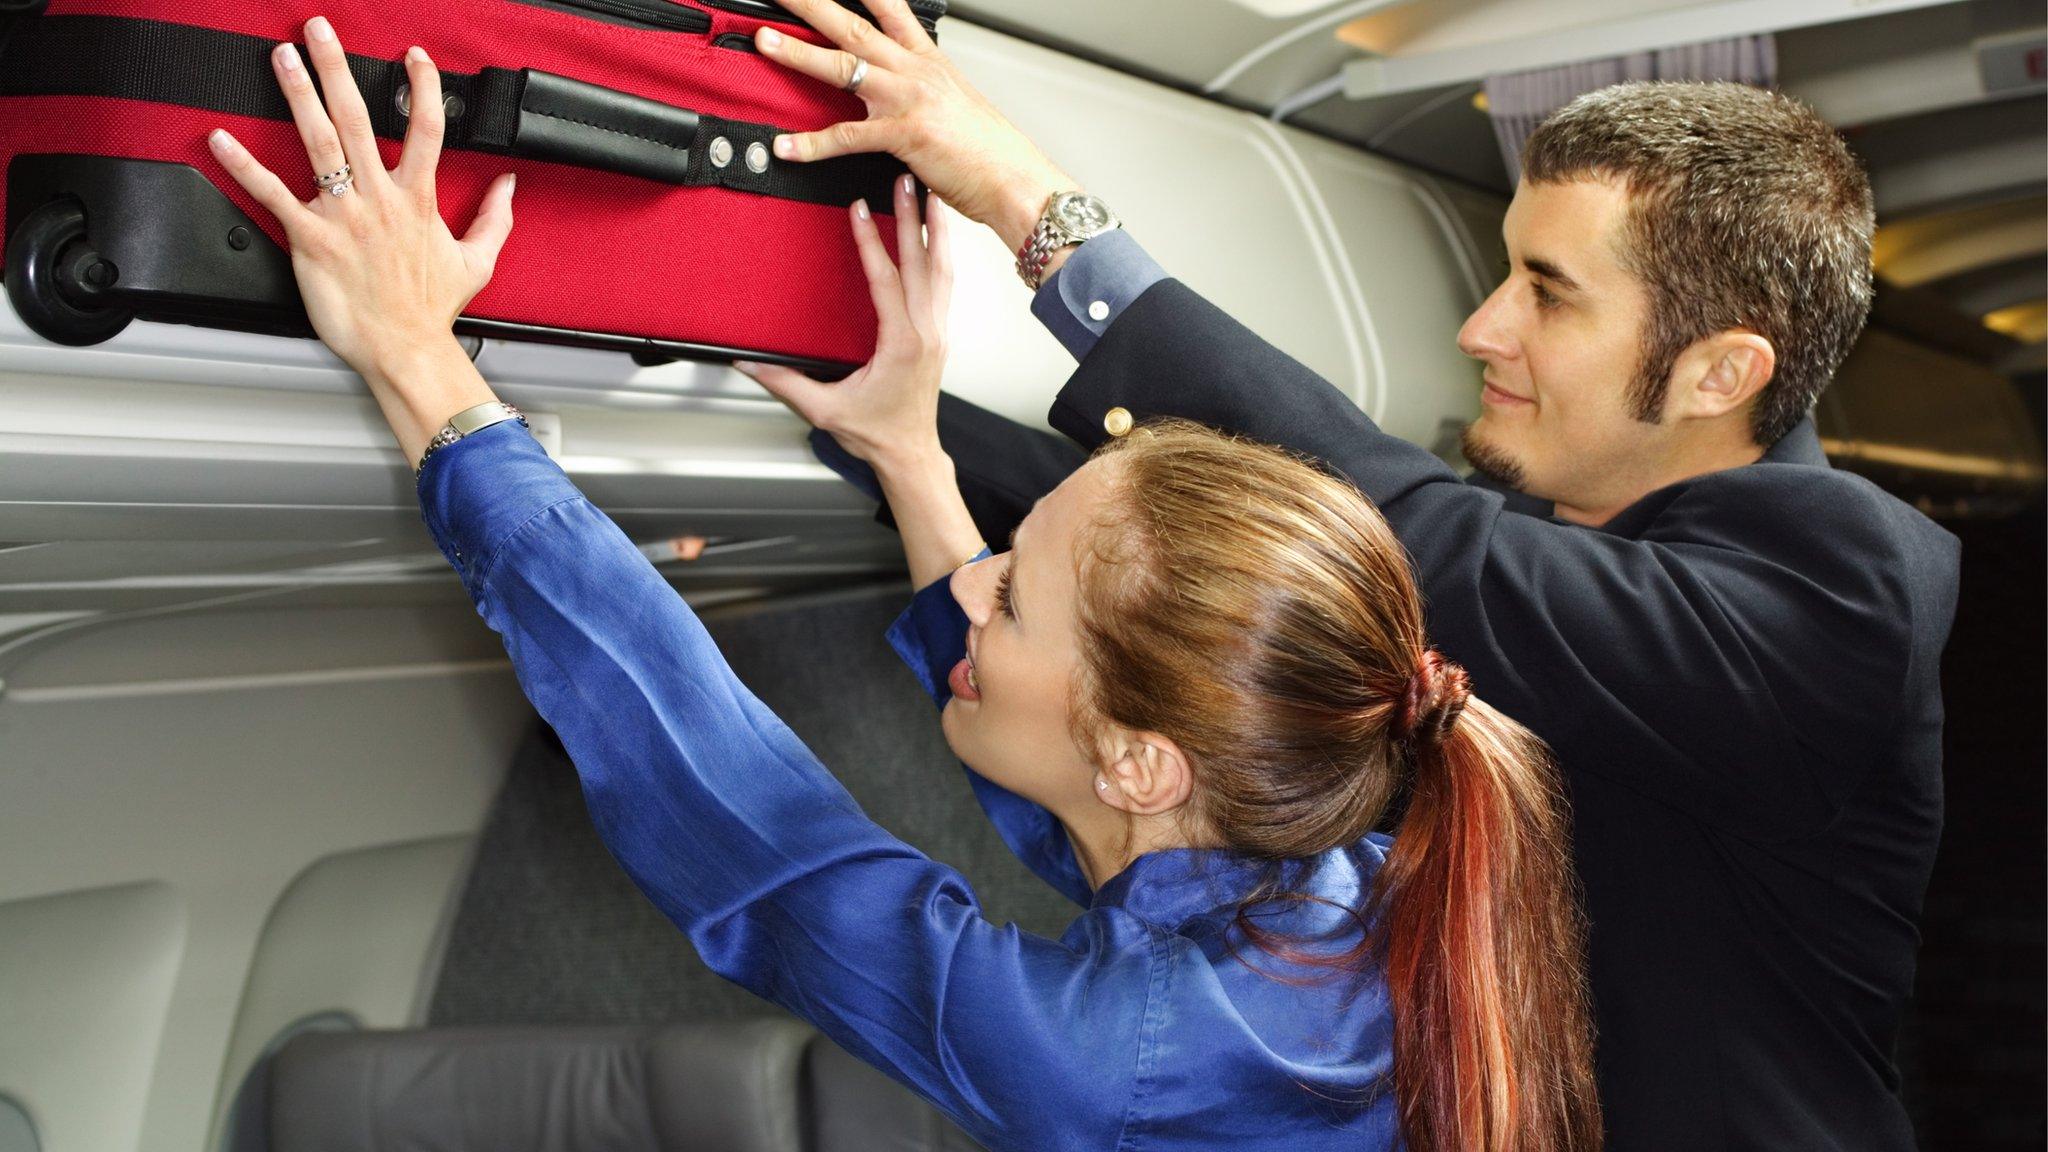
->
[1982,301,2047,346]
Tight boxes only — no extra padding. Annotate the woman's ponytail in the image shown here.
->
[1374,651,1602,1152]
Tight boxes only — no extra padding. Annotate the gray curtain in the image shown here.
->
[1483,35,1778,174]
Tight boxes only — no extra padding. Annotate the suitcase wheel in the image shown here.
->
[5,197,136,346]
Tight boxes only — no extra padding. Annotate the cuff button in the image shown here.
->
[1103,406,1133,437]
[1087,300,1110,322]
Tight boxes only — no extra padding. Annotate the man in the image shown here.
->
[745,6,1961,1148]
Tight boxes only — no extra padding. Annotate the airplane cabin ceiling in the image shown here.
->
[951,0,2047,369]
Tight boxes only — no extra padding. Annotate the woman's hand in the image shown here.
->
[739,173,954,474]
[751,0,1075,256]
[741,176,984,585]
[205,16,513,461]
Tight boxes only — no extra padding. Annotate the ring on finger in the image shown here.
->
[314,163,353,190]
[843,56,869,94]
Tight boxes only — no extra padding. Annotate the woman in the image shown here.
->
[204,20,1599,1149]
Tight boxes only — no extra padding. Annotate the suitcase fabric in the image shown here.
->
[0,0,945,370]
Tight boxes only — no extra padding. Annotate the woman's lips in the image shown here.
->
[948,657,981,702]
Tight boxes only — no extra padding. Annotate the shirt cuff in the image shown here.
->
[1028,229,1168,362]
[884,548,991,709]
[416,417,577,595]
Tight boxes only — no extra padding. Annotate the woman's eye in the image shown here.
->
[994,565,1016,620]
[1532,281,1560,310]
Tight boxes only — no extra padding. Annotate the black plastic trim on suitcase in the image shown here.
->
[4,152,863,371]
[0,14,907,209]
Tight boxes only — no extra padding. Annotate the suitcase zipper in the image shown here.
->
[696,0,942,35]
[506,0,711,33]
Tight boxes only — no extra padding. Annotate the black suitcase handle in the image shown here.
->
[493,69,700,185]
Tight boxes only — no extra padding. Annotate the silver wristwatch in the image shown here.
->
[416,400,528,475]
[1015,191,1121,290]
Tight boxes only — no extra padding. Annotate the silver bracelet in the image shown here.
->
[416,401,527,476]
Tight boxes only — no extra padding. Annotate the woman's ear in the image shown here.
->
[1096,731,1196,817]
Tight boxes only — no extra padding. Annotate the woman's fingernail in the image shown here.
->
[733,360,760,374]
[405,45,427,66]
[899,173,914,198]
[505,173,516,194]
[853,199,870,221]
[758,27,781,50]
[773,135,794,159]
[276,43,302,71]
[207,128,236,154]
[306,15,333,41]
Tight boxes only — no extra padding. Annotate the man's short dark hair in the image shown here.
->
[1521,82,1875,446]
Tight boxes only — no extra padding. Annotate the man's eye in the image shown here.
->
[1532,281,1561,310]
[994,565,1016,620]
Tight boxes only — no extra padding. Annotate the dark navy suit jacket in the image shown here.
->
[832,275,1962,1152]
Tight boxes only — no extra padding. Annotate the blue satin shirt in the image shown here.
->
[419,418,1403,1150]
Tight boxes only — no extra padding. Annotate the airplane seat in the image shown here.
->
[230,1018,987,1152]
[805,1029,992,1151]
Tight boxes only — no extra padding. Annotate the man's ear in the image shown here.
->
[1096,731,1196,817]
[1669,330,1775,422]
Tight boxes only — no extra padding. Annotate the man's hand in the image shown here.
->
[754,0,1077,254]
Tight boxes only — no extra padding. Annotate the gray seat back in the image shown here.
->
[262,1019,813,1152]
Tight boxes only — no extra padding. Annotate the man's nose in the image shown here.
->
[1457,279,1516,362]
[950,554,1001,626]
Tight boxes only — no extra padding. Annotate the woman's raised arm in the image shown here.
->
[205,22,1145,1143]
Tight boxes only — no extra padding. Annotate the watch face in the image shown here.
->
[1054,193,1115,236]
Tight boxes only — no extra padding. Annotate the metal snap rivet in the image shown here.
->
[745,141,769,173]
[394,82,412,117]
[227,226,251,251]
[709,136,734,168]
[442,93,464,119]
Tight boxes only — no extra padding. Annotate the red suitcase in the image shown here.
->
[0,0,943,372]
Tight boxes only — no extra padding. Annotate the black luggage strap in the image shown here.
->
[0,14,907,208]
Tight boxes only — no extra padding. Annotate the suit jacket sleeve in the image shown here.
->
[1047,278,1941,837]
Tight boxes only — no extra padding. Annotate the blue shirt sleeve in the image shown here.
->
[1029,229,1169,362]
[416,420,1149,1146]
[884,566,1095,909]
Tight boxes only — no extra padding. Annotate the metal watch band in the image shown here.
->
[1015,192,1121,290]
[1016,208,1067,291]
[415,401,527,475]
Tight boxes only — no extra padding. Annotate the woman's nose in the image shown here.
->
[950,554,1001,626]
